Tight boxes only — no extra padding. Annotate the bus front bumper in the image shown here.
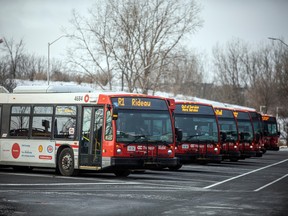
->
[110,157,178,169]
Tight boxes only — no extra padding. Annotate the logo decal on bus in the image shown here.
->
[12,143,20,159]
[38,145,43,153]
[47,145,53,153]
[84,94,90,103]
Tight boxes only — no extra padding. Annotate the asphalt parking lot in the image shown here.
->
[1,148,288,216]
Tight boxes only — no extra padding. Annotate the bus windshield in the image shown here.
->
[237,120,253,141]
[116,110,173,144]
[218,118,238,142]
[175,115,218,143]
[263,121,278,136]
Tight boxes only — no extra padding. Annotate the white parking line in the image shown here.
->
[254,173,288,192]
[0,182,141,186]
[204,158,288,189]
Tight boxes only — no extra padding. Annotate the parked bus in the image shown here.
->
[233,110,257,158]
[249,111,265,155]
[261,114,280,151]
[172,100,221,169]
[0,85,178,177]
[214,107,241,162]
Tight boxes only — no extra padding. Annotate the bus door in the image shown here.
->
[80,107,104,167]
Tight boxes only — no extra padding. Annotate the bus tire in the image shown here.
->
[57,148,77,176]
[114,169,130,177]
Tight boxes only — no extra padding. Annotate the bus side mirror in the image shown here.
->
[277,131,281,137]
[220,132,227,143]
[175,128,182,142]
[112,105,118,120]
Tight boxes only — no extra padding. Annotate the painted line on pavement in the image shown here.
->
[254,173,288,192]
[204,158,288,189]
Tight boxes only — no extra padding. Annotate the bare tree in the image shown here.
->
[0,37,25,79]
[159,49,203,96]
[212,39,250,105]
[67,0,202,92]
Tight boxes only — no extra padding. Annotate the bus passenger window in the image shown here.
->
[32,106,53,138]
[54,105,77,139]
[32,117,52,137]
[9,106,31,137]
[54,117,76,139]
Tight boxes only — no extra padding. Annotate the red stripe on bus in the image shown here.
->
[55,144,79,149]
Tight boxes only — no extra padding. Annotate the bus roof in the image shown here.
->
[13,85,95,93]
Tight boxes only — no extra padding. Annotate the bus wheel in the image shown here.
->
[168,164,182,171]
[114,169,131,177]
[57,148,77,176]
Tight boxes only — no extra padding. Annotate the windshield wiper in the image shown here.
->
[124,135,148,146]
[185,134,205,141]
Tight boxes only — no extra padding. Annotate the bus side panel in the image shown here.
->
[0,139,56,167]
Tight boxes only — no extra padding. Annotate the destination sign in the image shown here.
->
[214,109,234,118]
[234,111,250,120]
[175,104,214,115]
[111,97,168,110]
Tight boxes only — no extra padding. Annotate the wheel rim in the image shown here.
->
[61,153,73,170]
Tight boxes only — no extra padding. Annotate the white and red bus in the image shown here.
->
[261,114,280,151]
[0,85,178,176]
[172,100,222,169]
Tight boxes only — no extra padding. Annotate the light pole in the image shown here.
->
[47,35,67,85]
[260,105,266,114]
[0,38,3,44]
[268,37,288,48]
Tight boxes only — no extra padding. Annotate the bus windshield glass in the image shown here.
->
[237,120,253,141]
[175,115,218,143]
[263,121,278,136]
[218,118,238,142]
[116,110,173,144]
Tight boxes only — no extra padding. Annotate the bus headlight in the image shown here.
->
[168,149,173,155]
[116,148,122,154]
[214,147,218,152]
[250,145,253,149]
[234,145,237,149]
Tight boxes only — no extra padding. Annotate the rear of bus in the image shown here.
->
[214,107,241,162]
[173,101,222,168]
[233,110,256,158]
[104,95,178,173]
[262,114,280,151]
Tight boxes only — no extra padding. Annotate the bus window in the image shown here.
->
[54,105,77,139]
[32,106,53,138]
[105,110,112,140]
[9,106,31,137]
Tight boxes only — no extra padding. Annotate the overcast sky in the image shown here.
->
[1,0,288,60]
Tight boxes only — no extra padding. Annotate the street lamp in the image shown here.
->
[47,35,67,85]
[260,105,266,114]
[268,37,288,48]
[0,38,3,44]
